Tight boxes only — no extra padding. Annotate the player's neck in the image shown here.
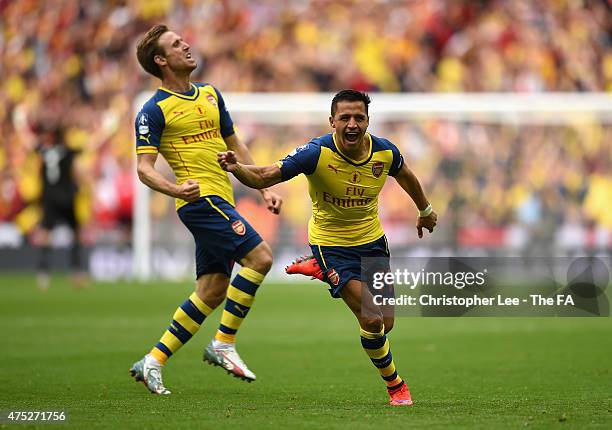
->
[335,134,370,162]
[161,74,192,93]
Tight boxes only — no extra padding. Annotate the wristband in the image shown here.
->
[419,204,433,217]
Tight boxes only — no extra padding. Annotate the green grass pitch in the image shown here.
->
[0,274,610,429]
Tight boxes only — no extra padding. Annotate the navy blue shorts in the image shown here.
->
[310,235,390,298]
[178,196,263,278]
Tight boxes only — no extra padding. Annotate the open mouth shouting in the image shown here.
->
[345,130,360,143]
[185,51,196,65]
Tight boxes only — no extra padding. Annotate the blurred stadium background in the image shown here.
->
[1,2,612,428]
[0,0,610,281]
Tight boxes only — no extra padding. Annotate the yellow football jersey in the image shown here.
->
[135,83,235,209]
[278,133,404,246]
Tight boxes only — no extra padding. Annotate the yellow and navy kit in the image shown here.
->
[135,83,235,209]
[178,195,262,278]
[278,132,404,247]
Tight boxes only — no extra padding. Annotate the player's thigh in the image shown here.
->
[380,284,395,332]
[195,272,231,309]
[239,241,273,274]
[345,283,394,333]
[340,279,384,332]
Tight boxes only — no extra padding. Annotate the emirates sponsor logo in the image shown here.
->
[232,220,246,235]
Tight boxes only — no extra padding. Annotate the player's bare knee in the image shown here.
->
[361,315,384,333]
[383,318,394,333]
[242,242,273,274]
[195,286,224,309]
[255,250,273,274]
[195,275,229,308]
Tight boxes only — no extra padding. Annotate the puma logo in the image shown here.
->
[234,304,247,317]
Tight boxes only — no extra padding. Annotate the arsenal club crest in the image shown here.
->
[206,94,218,107]
[327,268,340,286]
[232,220,246,235]
[372,161,384,178]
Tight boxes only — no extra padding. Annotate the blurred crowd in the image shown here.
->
[0,0,611,257]
[237,119,612,255]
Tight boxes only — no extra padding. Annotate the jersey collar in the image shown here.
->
[159,83,199,100]
[332,132,373,166]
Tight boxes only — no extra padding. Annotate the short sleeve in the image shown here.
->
[213,87,235,138]
[387,141,404,177]
[277,142,321,181]
[135,103,164,154]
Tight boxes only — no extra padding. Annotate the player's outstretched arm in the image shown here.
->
[218,151,283,190]
[224,134,282,214]
[394,163,438,238]
[137,153,200,202]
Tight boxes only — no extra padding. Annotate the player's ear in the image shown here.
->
[329,116,335,129]
[154,54,167,67]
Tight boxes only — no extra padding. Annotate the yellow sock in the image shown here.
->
[215,267,265,343]
[150,292,212,364]
[360,327,403,390]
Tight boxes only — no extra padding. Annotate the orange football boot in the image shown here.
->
[388,383,413,406]
[285,255,324,281]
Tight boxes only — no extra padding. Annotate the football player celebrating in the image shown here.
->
[218,89,437,406]
[131,24,282,394]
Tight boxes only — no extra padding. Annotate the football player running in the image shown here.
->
[218,89,437,406]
